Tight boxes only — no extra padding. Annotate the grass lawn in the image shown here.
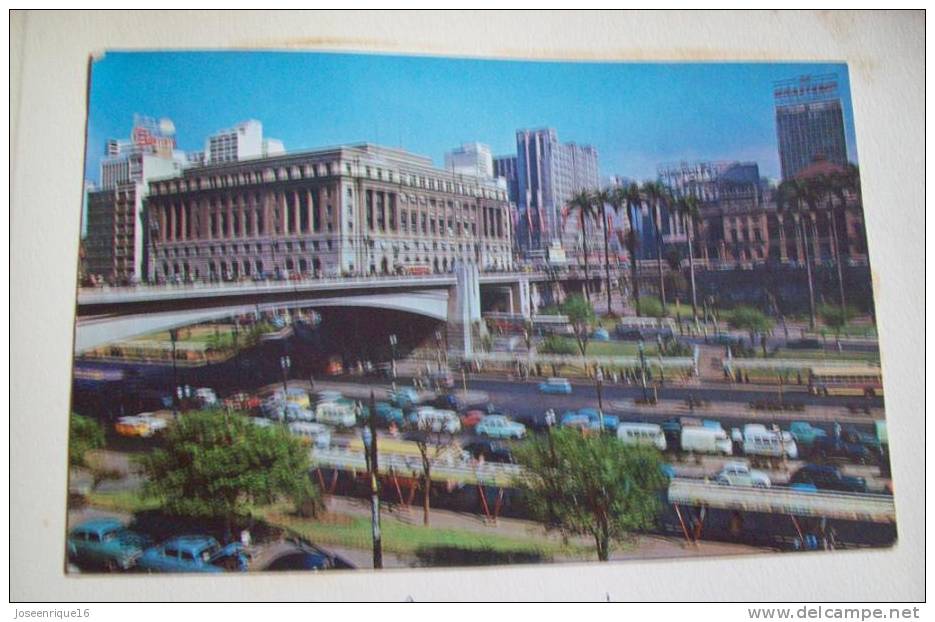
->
[84,491,595,561]
[549,337,657,358]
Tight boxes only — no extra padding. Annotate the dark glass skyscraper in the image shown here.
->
[774,74,848,180]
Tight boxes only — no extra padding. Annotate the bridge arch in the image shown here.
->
[74,289,451,353]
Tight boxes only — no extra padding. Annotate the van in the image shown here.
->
[411,407,461,434]
[616,423,667,451]
[680,426,732,455]
[731,424,798,459]
[314,400,357,428]
[288,422,332,449]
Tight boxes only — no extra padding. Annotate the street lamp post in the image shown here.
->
[280,354,291,397]
[388,334,398,380]
[434,329,443,373]
[595,366,604,433]
[169,328,180,420]
[366,389,383,568]
[638,339,648,402]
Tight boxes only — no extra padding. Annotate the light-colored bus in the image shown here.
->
[616,423,667,451]
[808,365,884,397]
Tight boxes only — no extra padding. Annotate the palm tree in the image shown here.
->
[641,181,671,308]
[592,188,616,316]
[674,194,701,323]
[565,190,597,303]
[614,183,644,315]
[814,172,848,314]
[777,178,818,330]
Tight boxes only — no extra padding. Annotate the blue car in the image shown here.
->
[137,536,248,573]
[577,407,619,430]
[67,518,150,571]
[560,411,598,431]
[539,378,572,394]
[591,327,611,342]
[391,387,421,408]
[374,401,405,426]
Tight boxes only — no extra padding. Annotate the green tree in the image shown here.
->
[818,303,858,339]
[513,429,668,561]
[560,294,595,356]
[635,296,665,319]
[565,190,598,303]
[592,188,617,316]
[641,181,672,308]
[138,410,322,529]
[69,413,105,469]
[729,306,774,356]
[613,183,645,316]
[777,178,819,330]
[673,195,701,322]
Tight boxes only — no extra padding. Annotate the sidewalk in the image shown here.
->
[607,397,883,424]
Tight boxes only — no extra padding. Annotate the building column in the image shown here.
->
[293,190,301,234]
[159,204,167,241]
[777,215,788,262]
[307,189,315,233]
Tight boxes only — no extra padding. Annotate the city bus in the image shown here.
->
[808,365,884,397]
[483,312,572,336]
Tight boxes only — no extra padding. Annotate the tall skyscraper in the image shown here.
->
[205,120,284,164]
[493,155,519,204]
[514,128,599,250]
[774,73,848,179]
[444,142,494,178]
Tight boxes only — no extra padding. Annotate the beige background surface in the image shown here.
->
[10,10,925,601]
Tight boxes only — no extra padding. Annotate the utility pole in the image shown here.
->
[595,366,604,432]
[368,390,383,569]
[169,328,180,420]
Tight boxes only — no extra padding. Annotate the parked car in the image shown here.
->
[114,413,167,438]
[616,423,667,451]
[67,519,149,571]
[812,436,875,464]
[410,407,461,434]
[716,462,771,488]
[577,407,619,431]
[314,390,343,404]
[288,421,332,448]
[680,426,732,455]
[283,402,315,422]
[194,387,219,408]
[462,440,515,464]
[616,328,646,341]
[591,327,610,342]
[137,536,248,573]
[459,409,487,429]
[841,425,884,452]
[789,464,868,493]
[390,387,421,408]
[373,401,405,426]
[314,399,357,428]
[560,410,597,431]
[538,377,572,394]
[789,421,828,447]
[475,415,526,439]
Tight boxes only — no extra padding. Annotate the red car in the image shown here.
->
[460,410,486,429]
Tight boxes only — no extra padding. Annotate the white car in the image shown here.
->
[716,462,771,488]
[412,407,461,434]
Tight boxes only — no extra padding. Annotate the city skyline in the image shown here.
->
[85,52,858,184]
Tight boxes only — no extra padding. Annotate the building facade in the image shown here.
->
[444,142,494,178]
[144,144,513,283]
[775,74,848,180]
[205,120,284,164]
[514,128,599,251]
[85,116,187,282]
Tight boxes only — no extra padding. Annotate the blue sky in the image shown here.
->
[84,51,858,184]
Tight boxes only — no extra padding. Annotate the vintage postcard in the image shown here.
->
[67,51,893,574]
